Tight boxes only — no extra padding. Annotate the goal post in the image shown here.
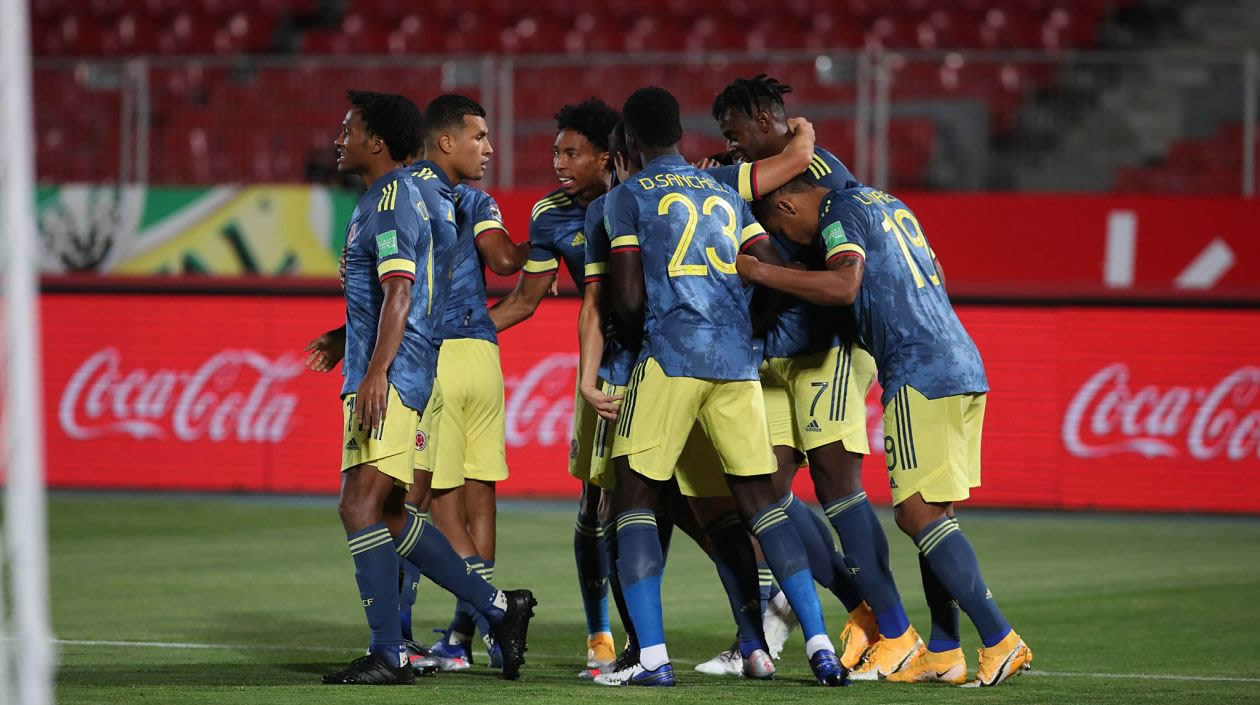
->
[1,0,55,700]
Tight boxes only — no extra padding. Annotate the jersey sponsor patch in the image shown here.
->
[377,230,399,256]
[822,221,847,250]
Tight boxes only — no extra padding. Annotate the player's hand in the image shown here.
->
[736,254,762,284]
[581,383,623,422]
[549,279,560,296]
[786,116,816,142]
[353,369,389,431]
[303,328,346,372]
[693,157,720,170]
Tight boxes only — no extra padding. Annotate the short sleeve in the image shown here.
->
[370,185,423,282]
[472,193,508,242]
[583,200,610,283]
[523,217,560,277]
[820,195,868,265]
[705,162,756,202]
[736,198,769,253]
[604,185,641,253]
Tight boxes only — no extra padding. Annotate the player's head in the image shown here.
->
[711,74,792,162]
[621,86,682,158]
[336,90,423,175]
[553,98,620,199]
[754,176,826,245]
[424,94,492,181]
[609,119,643,184]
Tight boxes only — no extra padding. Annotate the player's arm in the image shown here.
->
[577,282,622,421]
[304,324,346,372]
[356,207,423,428]
[737,252,864,306]
[471,197,530,276]
[488,219,559,331]
[605,188,644,349]
[736,202,867,306]
[748,117,816,197]
[578,215,623,421]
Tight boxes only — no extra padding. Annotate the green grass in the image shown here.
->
[49,494,1260,704]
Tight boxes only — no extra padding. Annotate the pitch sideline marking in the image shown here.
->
[53,640,1260,683]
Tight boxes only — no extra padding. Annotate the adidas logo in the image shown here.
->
[570,231,586,247]
[805,419,822,432]
[345,438,359,451]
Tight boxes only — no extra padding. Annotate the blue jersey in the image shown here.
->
[604,155,769,381]
[443,184,506,343]
[341,167,438,412]
[819,186,988,403]
[405,161,460,345]
[524,189,588,291]
[709,146,860,358]
[582,193,637,386]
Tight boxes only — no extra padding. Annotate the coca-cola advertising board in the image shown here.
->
[42,294,1260,513]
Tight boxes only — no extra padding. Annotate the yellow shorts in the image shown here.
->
[587,379,626,491]
[611,357,776,493]
[760,365,799,449]
[762,343,875,454]
[884,385,986,506]
[568,376,601,484]
[413,379,445,477]
[422,339,508,491]
[342,383,421,487]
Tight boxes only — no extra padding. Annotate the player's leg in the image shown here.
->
[699,378,846,687]
[789,344,913,672]
[431,484,490,669]
[689,493,775,680]
[886,390,1029,687]
[324,384,420,685]
[593,359,698,687]
[392,382,537,680]
[398,482,429,645]
[464,479,499,662]
[569,382,614,666]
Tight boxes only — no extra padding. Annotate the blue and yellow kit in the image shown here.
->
[340,167,437,485]
[603,155,777,496]
[819,186,989,505]
[708,146,876,457]
[524,188,589,290]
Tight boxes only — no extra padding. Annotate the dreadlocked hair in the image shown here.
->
[711,74,793,121]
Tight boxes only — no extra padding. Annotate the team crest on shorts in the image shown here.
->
[569,438,579,460]
[415,429,428,451]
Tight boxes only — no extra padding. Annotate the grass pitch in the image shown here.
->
[49,493,1260,704]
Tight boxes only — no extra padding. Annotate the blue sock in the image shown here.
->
[398,505,425,642]
[604,518,638,654]
[781,493,862,612]
[920,552,961,652]
[614,510,666,653]
[394,512,506,626]
[915,517,1011,648]
[705,513,768,658]
[747,501,827,642]
[574,517,611,637]
[756,561,778,617]
[824,490,909,638]
[447,555,487,640]
[347,522,404,666]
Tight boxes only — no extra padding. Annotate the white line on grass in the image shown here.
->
[54,639,1260,683]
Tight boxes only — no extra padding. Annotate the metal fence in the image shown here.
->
[31,48,1259,194]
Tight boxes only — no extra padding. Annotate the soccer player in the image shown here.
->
[739,178,1034,687]
[711,74,920,678]
[593,87,845,687]
[488,98,623,671]
[412,95,531,671]
[579,121,776,683]
[321,90,535,685]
